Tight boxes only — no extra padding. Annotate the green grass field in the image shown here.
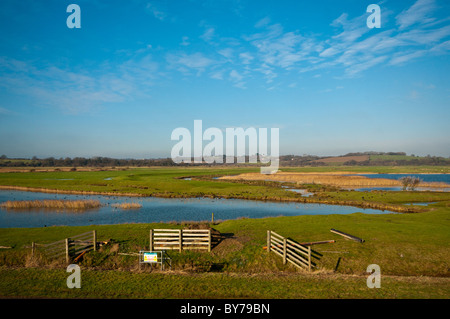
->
[0,207,449,298]
[0,166,449,299]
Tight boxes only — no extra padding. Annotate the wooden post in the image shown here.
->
[330,229,364,243]
[283,237,287,265]
[267,231,271,253]
[31,242,35,257]
[65,238,70,264]
[149,229,153,251]
[308,246,311,272]
[93,230,97,251]
[208,229,211,252]
[179,229,182,252]
[211,212,214,223]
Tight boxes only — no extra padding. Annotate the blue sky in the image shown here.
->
[0,0,449,158]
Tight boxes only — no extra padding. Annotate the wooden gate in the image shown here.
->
[31,230,97,263]
[266,230,314,271]
[149,229,212,252]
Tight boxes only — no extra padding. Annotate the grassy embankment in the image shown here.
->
[0,206,449,298]
[0,166,449,298]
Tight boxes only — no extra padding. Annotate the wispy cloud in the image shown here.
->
[0,55,159,114]
[396,0,437,29]
[180,36,190,46]
[99,1,450,93]
[229,69,246,89]
[239,52,254,64]
[0,106,14,115]
[200,27,215,42]
[166,52,216,75]
[146,2,167,21]
[157,0,448,88]
[389,50,427,65]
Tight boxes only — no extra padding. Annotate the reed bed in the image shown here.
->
[0,199,102,210]
[111,202,142,209]
[219,172,450,188]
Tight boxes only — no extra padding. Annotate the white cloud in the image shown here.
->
[210,69,225,80]
[146,3,167,21]
[229,69,246,89]
[247,24,310,70]
[218,48,233,59]
[396,25,450,45]
[166,52,216,74]
[146,1,450,87]
[229,69,243,81]
[180,36,190,46]
[255,17,271,28]
[254,64,277,83]
[344,55,388,77]
[0,55,160,114]
[430,40,450,53]
[396,0,437,30]
[200,27,215,42]
[239,52,254,64]
[389,50,427,65]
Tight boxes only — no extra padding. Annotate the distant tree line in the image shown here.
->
[279,155,326,166]
[0,156,175,167]
[343,157,450,166]
[342,151,407,156]
[0,153,449,167]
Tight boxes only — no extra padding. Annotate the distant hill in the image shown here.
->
[311,155,369,164]
[280,152,450,167]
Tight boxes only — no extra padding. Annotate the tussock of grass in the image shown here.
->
[0,199,101,210]
[111,202,142,209]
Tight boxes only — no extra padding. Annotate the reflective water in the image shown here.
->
[351,173,450,184]
[346,173,449,192]
[0,190,395,228]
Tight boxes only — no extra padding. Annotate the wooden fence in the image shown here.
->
[149,229,211,252]
[266,230,316,271]
[32,230,97,263]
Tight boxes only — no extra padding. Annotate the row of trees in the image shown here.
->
[1,154,449,167]
[0,156,175,167]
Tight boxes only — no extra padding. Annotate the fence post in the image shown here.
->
[283,237,287,265]
[179,229,182,252]
[31,242,35,257]
[267,231,271,253]
[308,246,311,272]
[149,229,153,251]
[65,238,70,264]
[208,229,211,252]
[93,230,97,251]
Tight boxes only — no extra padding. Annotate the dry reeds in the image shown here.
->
[111,202,142,209]
[220,172,450,188]
[0,199,102,210]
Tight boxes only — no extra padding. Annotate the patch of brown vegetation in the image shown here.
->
[219,172,449,188]
[313,155,369,163]
[111,202,142,209]
[0,199,102,210]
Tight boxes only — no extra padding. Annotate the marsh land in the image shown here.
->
[0,165,449,299]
